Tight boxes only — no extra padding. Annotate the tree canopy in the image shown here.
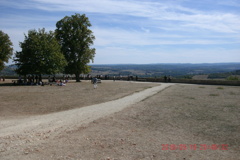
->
[0,30,13,71]
[55,13,96,82]
[14,28,67,76]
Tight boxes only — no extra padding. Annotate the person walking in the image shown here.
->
[167,75,171,82]
[164,75,167,82]
[93,77,98,89]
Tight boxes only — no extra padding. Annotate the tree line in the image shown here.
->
[0,13,95,82]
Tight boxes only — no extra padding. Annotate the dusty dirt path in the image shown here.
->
[0,83,173,138]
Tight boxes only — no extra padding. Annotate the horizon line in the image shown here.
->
[89,62,240,65]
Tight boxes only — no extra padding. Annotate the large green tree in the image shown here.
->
[14,28,67,76]
[0,30,13,71]
[55,13,96,82]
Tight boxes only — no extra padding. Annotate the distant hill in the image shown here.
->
[90,63,240,78]
[1,63,240,79]
[0,65,17,76]
[208,70,240,79]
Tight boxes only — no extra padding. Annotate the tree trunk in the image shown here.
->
[75,73,81,82]
[24,75,27,83]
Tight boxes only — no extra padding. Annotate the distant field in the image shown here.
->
[90,63,240,78]
[192,74,209,80]
[2,63,240,78]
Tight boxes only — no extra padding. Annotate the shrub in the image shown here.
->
[226,76,239,81]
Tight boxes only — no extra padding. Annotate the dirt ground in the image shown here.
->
[0,81,240,160]
[0,80,157,118]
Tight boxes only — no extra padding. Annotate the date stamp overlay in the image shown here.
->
[161,144,229,151]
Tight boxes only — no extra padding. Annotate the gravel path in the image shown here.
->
[0,83,173,138]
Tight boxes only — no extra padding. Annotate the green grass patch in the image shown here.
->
[199,86,205,88]
[226,76,239,81]
[217,87,224,90]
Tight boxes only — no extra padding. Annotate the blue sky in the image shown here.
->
[1,0,240,64]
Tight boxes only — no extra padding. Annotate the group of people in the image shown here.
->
[80,74,111,80]
[15,75,44,85]
[11,74,172,87]
[164,75,171,82]
[14,75,69,86]
[55,79,67,86]
[26,75,42,85]
[48,76,69,86]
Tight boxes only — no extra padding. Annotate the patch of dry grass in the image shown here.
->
[19,84,239,159]
[1,82,239,159]
[0,80,158,118]
[51,84,239,159]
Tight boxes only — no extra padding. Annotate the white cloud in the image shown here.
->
[93,27,239,47]
[3,0,240,33]
[94,46,240,64]
[27,0,238,34]
[1,0,240,64]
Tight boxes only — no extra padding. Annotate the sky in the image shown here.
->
[1,0,240,64]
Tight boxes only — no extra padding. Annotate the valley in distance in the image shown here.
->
[2,62,240,80]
